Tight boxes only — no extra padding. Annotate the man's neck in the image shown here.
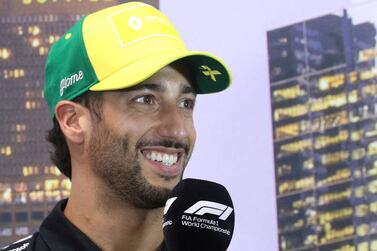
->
[64,176,164,251]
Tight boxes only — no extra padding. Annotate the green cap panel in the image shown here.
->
[44,16,98,118]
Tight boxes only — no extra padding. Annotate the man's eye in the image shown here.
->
[134,95,156,105]
[179,99,195,109]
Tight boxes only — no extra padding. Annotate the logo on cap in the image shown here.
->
[200,65,221,82]
[128,16,143,30]
[60,70,84,96]
[108,3,181,48]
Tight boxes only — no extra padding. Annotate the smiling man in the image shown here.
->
[1,2,231,251]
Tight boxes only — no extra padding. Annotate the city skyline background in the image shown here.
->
[160,0,377,250]
[268,7,377,251]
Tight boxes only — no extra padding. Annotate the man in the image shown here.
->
[2,2,231,251]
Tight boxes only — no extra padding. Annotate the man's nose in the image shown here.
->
[156,105,190,141]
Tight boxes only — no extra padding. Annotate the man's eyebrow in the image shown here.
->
[125,82,196,95]
[182,84,196,95]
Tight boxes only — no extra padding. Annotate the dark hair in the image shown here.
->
[46,91,103,179]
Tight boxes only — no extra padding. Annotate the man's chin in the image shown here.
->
[131,184,172,209]
[146,173,182,190]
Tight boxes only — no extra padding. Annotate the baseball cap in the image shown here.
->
[44,2,231,118]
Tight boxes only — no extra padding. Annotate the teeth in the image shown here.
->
[145,151,179,166]
[157,153,163,162]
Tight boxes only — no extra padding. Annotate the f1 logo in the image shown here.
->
[184,200,233,221]
[164,197,177,215]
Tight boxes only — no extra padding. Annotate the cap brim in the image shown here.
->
[89,50,231,94]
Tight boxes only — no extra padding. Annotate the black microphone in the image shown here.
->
[162,178,235,251]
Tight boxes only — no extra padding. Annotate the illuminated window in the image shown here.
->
[319,224,354,244]
[368,161,377,177]
[303,159,314,170]
[45,179,59,191]
[368,141,377,156]
[0,183,12,205]
[274,104,308,121]
[22,166,40,176]
[318,189,351,205]
[348,71,358,83]
[352,148,366,160]
[362,83,377,97]
[30,37,41,48]
[311,93,347,112]
[275,120,310,140]
[278,176,314,194]
[355,186,365,198]
[351,131,362,141]
[317,168,351,187]
[320,150,349,166]
[368,180,377,194]
[319,207,353,224]
[27,25,40,35]
[0,145,12,156]
[15,124,27,132]
[360,67,377,80]
[2,68,25,79]
[355,204,368,217]
[370,201,377,213]
[29,191,44,203]
[356,224,369,236]
[311,111,348,133]
[348,90,359,103]
[278,138,312,158]
[61,179,71,190]
[358,48,377,62]
[45,190,61,202]
[317,73,345,91]
[358,242,368,251]
[372,240,377,251]
[314,130,348,149]
[0,48,11,60]
[39,46,48,56]
[272,85,306,103]
[275,123,300,140]
[17,25,23,35]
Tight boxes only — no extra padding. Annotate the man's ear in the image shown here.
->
[55,100,89,145]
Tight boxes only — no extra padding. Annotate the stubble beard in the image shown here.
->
[88,122,179,209]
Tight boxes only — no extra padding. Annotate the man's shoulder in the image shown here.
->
[1,234,35,251]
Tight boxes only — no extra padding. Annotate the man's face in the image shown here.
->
[87,64,196,209]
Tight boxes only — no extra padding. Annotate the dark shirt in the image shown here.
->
[1,199,101,251]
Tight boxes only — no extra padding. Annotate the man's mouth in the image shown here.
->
[142,150,183,167]
[144,151,179,167]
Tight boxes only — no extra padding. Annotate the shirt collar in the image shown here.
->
[39,199,101,251]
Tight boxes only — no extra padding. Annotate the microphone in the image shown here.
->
[162,178,235,251]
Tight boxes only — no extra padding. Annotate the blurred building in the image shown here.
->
[0,0,158,247]
[268,10,377,251]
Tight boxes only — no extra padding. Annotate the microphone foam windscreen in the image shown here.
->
[163,178,235,251]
